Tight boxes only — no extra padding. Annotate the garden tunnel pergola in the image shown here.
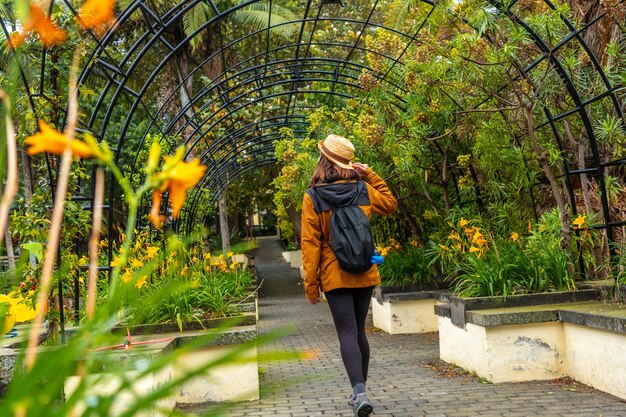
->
[1,0,624,328]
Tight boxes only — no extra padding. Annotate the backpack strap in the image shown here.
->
[306,181,369,213]
[306,181,369,250]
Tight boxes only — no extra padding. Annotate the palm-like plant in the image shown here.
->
[182,0,297,51]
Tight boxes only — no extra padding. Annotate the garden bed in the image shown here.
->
[435,288,626,400]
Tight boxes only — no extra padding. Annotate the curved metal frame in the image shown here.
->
[2,0,624,259]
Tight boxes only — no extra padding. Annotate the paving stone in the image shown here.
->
[180,236,626,417]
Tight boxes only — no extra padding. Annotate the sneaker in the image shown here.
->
[348,392,357,406]
[352,392,373,417]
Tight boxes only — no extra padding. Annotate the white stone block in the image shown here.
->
[64,366,175,417]
[175,345,259,403]
[438,317,565,383]
[564,323,626,400]
[372,297,440,334]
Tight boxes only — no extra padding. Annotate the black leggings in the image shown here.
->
[325,286,375,387]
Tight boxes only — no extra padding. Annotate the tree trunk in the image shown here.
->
[440,151,451,212]
[396,199,425,246]
[4,228,15,270]
[219,194,230,253]
[566,0,620,65]
[19,149,36,267]
[525,108,574,278]
[283,199,302,245]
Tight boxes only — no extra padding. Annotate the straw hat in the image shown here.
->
[318,134,355,170]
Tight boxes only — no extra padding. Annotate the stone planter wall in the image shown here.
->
[435,289,626,400]
[371,285,450,334]
[282,250,302,269]
[372,291,449,334]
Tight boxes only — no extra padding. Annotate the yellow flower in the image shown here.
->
[438,243,449,251]
[472,230,487,246]
[469,246,481,254]
[153,157,206,219]
[146,246,160,259]
[229,263,238,270]
[78,255,89,266]
[458,218,469,228]
[226,251,234,258]
[110,256,120,267]
[409,239,419,247]
[448,232,461,241]
[130,258,144,268]
[121,269,133,283]
[25,121,94,158]
[78,0,116,33]
[203,252,212,260]
[572,215,586,229]
[135,275,148,289]
[510,232,520,242]
[10,3,66,49]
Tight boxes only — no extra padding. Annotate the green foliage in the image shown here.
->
[272,128,317,241]
[431,211,581,297]
[378,243,433,286]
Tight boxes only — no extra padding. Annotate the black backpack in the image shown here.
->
[308,181,375,274]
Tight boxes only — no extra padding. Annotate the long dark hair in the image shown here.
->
[310,154,360,187]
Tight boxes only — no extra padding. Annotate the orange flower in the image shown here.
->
[458,218,469,228]
[25,121,94,158]
[510,232,520,242]
[78,0,116,33]
[11,3,66,48]
[148,191,166,229]
[161,157,206,218]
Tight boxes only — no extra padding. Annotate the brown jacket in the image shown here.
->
[301,168,397,300]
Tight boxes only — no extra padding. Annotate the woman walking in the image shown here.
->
[301,134,397,416]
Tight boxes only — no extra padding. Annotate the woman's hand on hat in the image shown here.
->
[353,162,370,176]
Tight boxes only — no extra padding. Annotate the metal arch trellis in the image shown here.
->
[1,0,625,329]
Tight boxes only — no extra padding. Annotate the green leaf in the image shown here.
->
[21,242,43,262]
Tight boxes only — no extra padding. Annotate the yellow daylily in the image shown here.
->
[78,0,116,33]
[110,256,121,267]
[572,215,586,229]
[130,258,144,268]
[25,121,95,158]
[121,269,133,283]
[135,275,148,289]
[458,218,469,228]
[146,246,160,259]
[226,251,234,258]
[510,232,520,242]
[153,157,206,219]
[472,230,488,247]
[10,3,66,48]
[148,191,167,229]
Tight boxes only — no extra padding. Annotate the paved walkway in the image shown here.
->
[200,236,626,417]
